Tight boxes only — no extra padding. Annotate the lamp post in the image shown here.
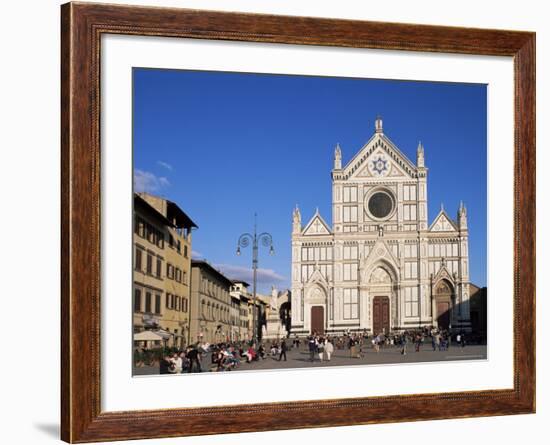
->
[236,213,274,345]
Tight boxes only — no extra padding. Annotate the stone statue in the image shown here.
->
[270,286,279,311]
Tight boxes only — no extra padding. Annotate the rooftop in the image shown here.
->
[135,192,198,229]
[191,260,234,287]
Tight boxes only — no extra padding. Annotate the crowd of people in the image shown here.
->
[156,338,291,374]
[301,326,467,360]
[150,327,469,374]
[305,335,335,362]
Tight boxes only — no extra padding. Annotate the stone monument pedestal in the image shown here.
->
[264,309,284,340]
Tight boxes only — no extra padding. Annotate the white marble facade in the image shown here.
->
[291,117,471,336]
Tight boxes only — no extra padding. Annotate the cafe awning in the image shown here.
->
[133,330,164,341]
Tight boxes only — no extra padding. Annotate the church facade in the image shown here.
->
[290,117,471,336]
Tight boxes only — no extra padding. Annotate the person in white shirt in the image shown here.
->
[169,352,183,373]
[317,337,324,362]
[324,339,334,361]
[167,352,178,374]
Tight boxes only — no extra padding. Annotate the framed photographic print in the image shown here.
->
[61,2,535,442]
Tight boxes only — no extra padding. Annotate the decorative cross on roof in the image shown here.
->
[313,219,321,233]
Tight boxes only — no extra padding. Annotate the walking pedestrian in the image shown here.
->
[324,339,334,361]
[440,333,448,351]
[308,337,316,362]
[279,339,287,361]
[349,336,357,358]
[317,338,324,362]
[377,335,383,353]
[187,346,202,373]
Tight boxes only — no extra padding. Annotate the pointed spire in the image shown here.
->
[334,143,342,169]
[440,202,444,211]
[417,141,425,168]
[375,115,383,133]
[457,200,467,217]
[458,203,467,230]
[292,204,301,234]
[458,201,468,230]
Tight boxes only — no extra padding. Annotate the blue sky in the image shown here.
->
[133,68,487,292]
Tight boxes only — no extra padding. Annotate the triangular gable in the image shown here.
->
[302,211,332,236]
[306,265,330,288]
[429,210,458,232]
[388,162,408,177]
[362,239,400,278]
[342,133,417,180]
[433,263,455,284]
[353,148,410,179]
[355,164,373,177]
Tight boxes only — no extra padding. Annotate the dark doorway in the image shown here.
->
[310,306,324,334]
[437,301,450,330]
[434,280,453,331]
[372,296,390,334]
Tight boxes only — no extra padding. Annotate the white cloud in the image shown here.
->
[134,169,170,193]
[157,161,173,171]
[214,263,286,286]
[158,176,170,187]
[191,250,203,259]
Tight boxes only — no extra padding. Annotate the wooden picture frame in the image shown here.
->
[61,2,535,442]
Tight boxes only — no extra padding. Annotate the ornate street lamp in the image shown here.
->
[236,213,274,344]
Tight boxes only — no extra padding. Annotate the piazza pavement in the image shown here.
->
[133,341,487,376]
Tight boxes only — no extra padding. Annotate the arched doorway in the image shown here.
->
[310,306,324,334]
[306,286,327,334]
[369,266,393,334]
[372,296,390,334]
[434,280,454,330]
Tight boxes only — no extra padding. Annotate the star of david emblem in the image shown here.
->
[370,155,388,176]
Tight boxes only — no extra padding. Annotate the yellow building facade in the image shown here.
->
[190,260,234,344]
[230,281,252,340]
[133,193,197,349]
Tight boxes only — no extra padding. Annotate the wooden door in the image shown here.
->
[372,296,390,334]
[437,301,450,330]
[310,306,324,334]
